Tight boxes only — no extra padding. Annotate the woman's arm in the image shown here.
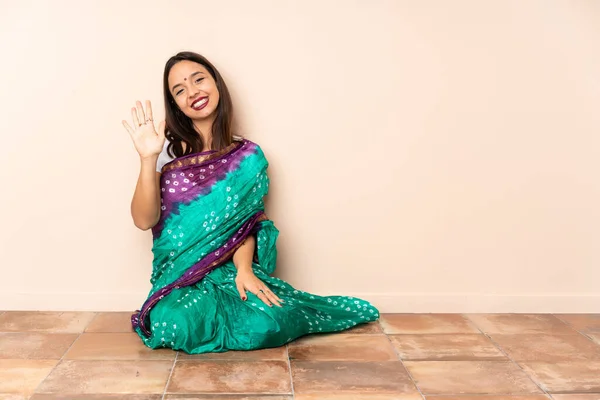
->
[232,235,256,273]
[130,158,162,231]
[123,100,166,231]
[233,235,282,307]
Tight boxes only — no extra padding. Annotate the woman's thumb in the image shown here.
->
[157,120,166,138]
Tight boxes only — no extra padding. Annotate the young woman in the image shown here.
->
[123,51,379,354]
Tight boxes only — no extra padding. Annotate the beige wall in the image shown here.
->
[0,0,598,313]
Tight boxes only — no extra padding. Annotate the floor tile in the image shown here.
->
[291,361,418,395]
[178,346,286,361]
[426,397,550,400]
[389,334,505,361]
[380,314,480,334]
[85,312,135,333]
[556,314,600,334]
[0,359,58,395]
[520,362,600,393]
[588,333,600,345]
[63,333,175,360]
[35,360,172,394]
[345,322,384,334]
[165,396,292,400]
[404,361,542,395]
[295,395,422,400]
[167,360,291,394]
[491,334,600,362]
[288,334,397,361]
[466,314,574,335]
[30,396,162,400]
[0,312,96,333]
[3,311,598,399]
[0,333,78,359]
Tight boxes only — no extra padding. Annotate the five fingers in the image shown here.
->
[122,100,159,136]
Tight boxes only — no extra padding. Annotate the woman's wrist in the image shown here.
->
[235,263,253,274]
[232,235,256,274]
[140,154,159,163]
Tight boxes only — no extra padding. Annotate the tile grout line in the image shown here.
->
[3,311,97,398]
[285,344,295,399]
[553,314,600,346]
[551,314,600,398]
[463,314,553,398]
[382,330,426,399]
[30,327,86,396]
[162,350,179,400]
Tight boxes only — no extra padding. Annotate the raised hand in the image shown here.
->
[122,100,166,159]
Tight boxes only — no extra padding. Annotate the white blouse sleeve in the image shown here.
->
[156,140,174,173]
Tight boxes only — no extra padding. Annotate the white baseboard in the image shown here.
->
[1,292,599,313]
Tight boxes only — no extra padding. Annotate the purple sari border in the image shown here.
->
[160,139,243,174]
[152,139,258,236]
[132,210,268,336]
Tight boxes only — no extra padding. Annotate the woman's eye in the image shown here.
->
[176,89,184,95]
[195,78,204,83]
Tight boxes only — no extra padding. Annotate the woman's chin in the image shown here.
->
[187,108,216,121]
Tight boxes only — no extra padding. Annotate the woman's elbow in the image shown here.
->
[132,215,159,231]
[134,222,153,231]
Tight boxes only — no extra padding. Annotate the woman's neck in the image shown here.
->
[193,118,214,151]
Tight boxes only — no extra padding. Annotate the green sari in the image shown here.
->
[132,139,379,353]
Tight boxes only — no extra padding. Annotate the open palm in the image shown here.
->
[122,100,166,159]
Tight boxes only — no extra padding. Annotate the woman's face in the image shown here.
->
[168,60,220,121]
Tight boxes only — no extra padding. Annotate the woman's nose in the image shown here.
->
[189,88,200,99]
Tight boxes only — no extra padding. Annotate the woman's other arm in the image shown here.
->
[130,165,162,230]
[233,236,282,307]
[122,100,166,230]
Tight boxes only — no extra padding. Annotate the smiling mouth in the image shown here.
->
[191,97,208,110]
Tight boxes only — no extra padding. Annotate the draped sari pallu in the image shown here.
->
[131,140,277,337]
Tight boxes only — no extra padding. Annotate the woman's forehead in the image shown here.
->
[169,61,208,82]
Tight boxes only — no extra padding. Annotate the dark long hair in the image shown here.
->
[163,51,235,158]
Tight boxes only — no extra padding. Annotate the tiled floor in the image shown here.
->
[0,311,599,399]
